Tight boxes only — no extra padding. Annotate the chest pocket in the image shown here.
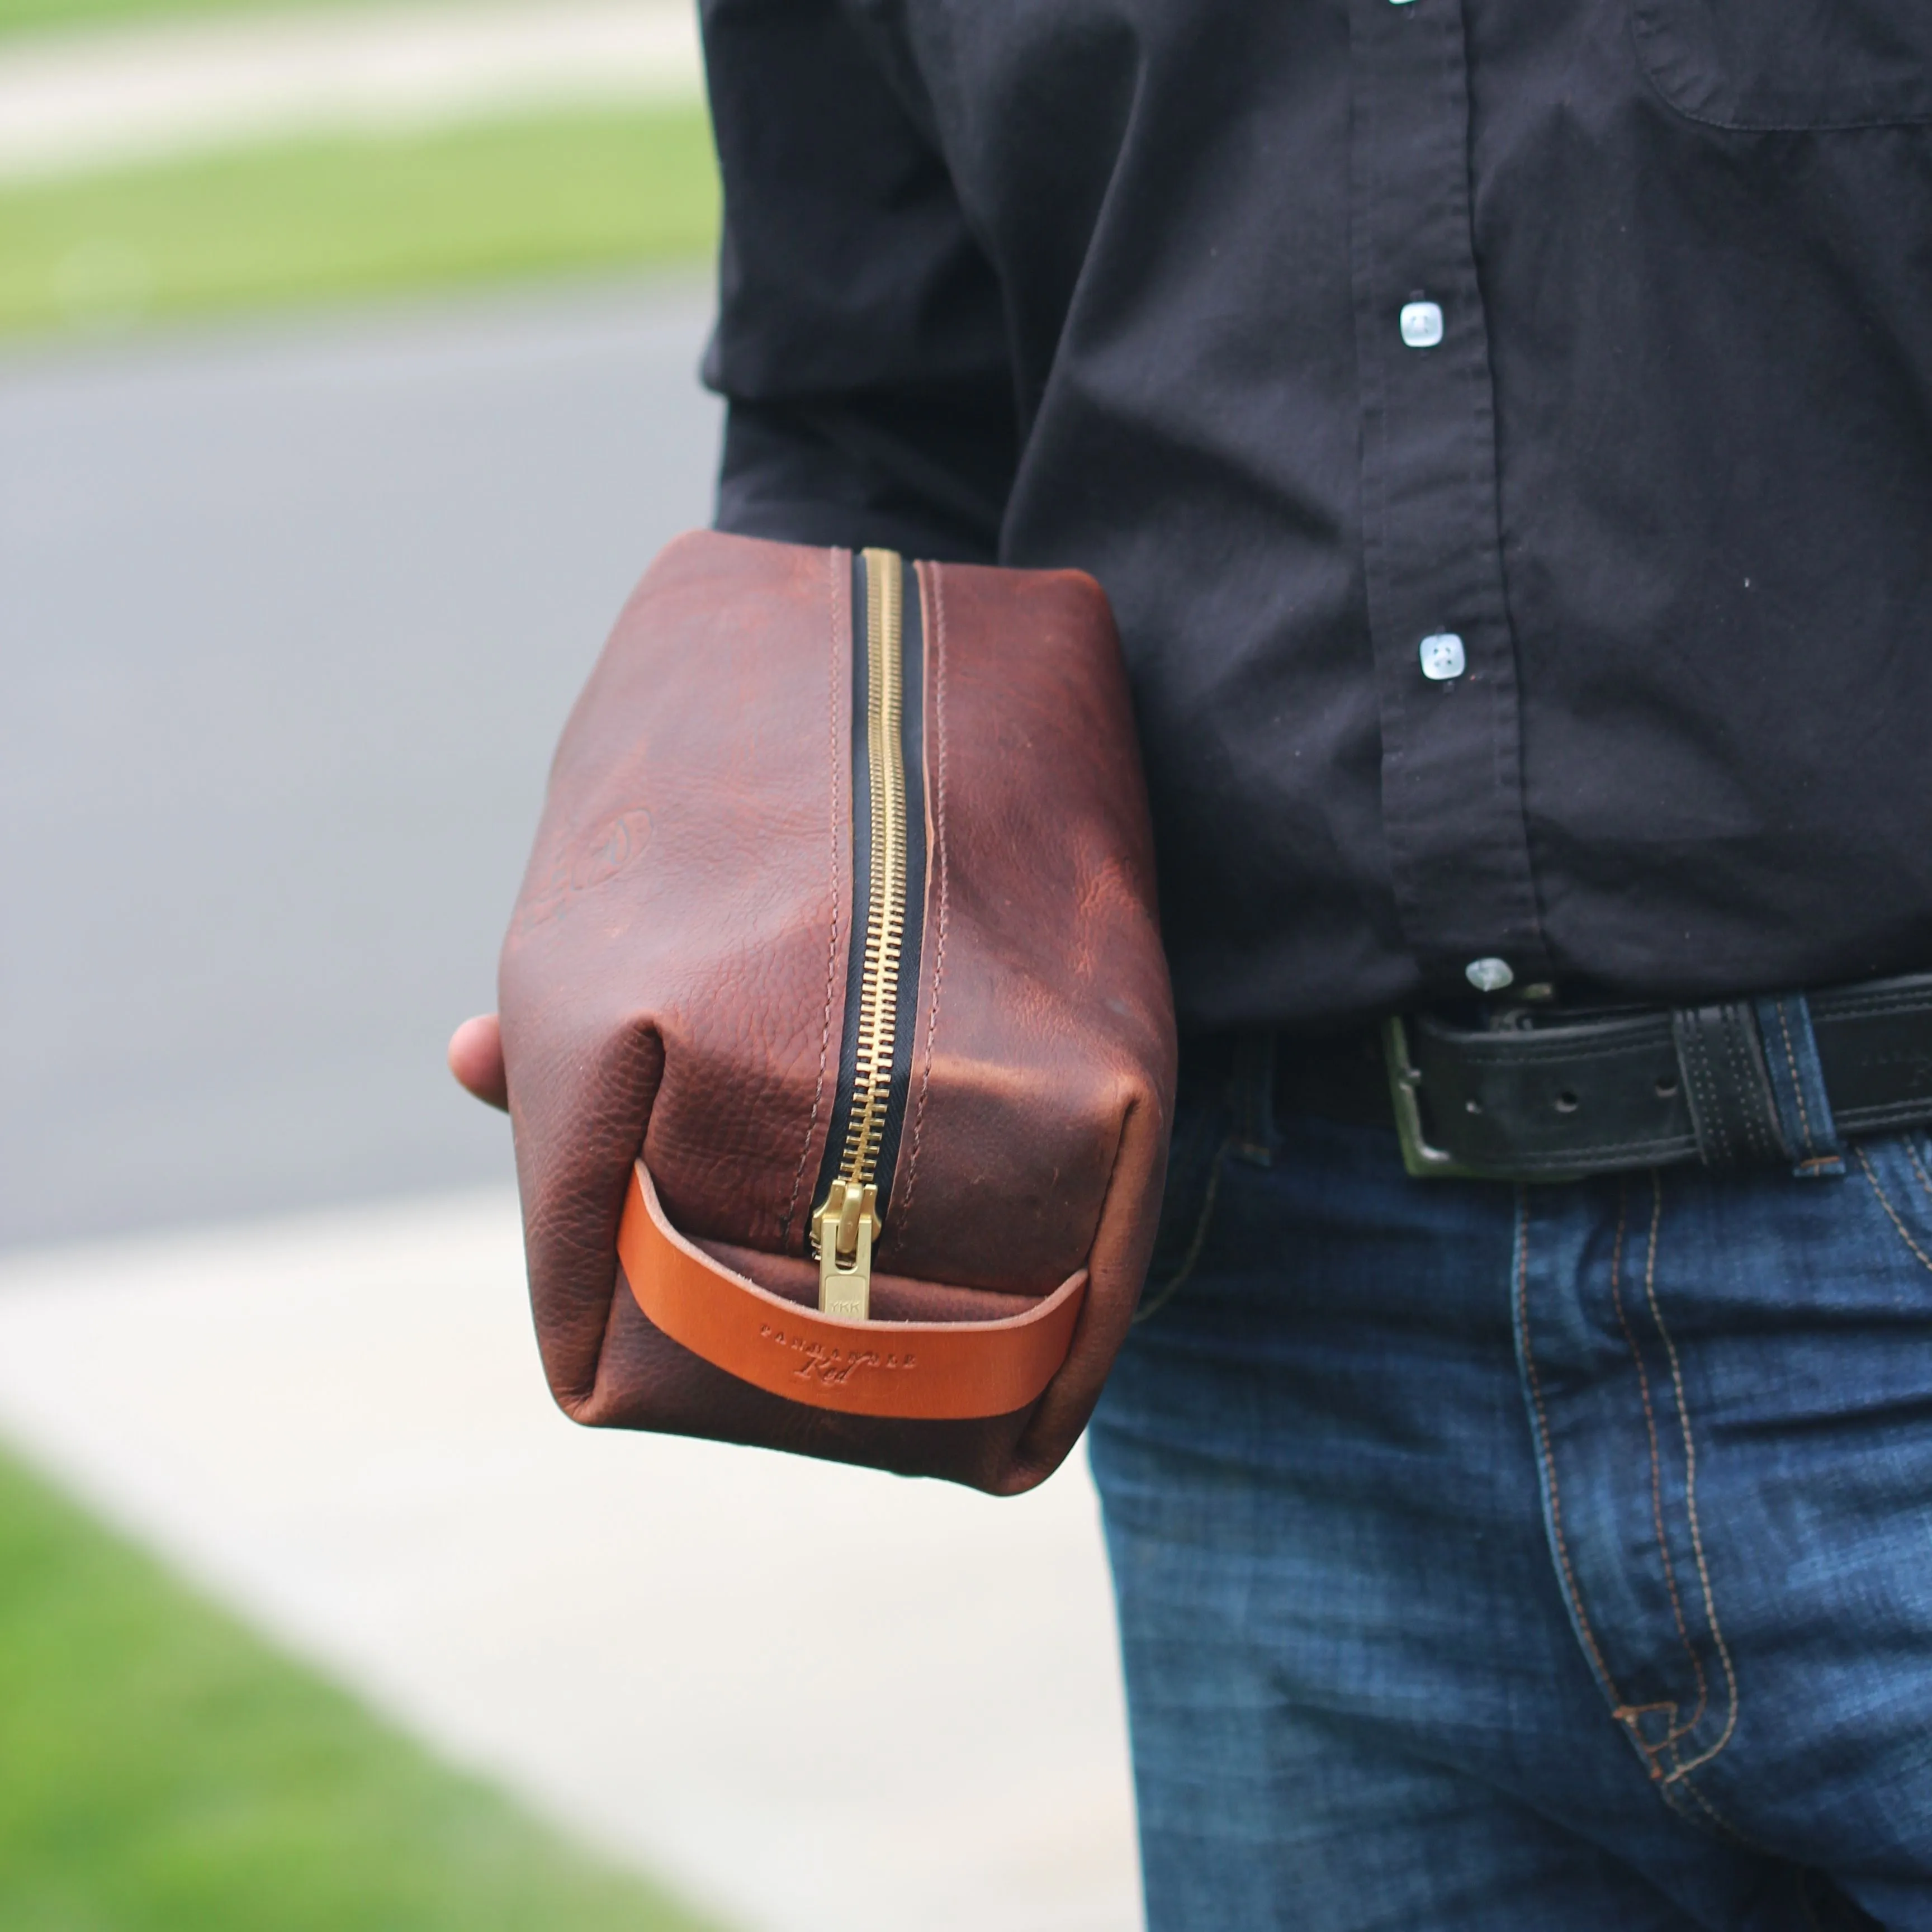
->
[1632,0,1932,129]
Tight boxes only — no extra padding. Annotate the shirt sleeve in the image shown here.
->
[699,0,1017,562]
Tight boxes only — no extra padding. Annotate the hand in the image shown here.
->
[447,1012,508,1111]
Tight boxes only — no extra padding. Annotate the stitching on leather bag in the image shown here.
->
[780,548,846,1248]
[896,562,951,1232]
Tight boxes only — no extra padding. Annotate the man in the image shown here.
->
[452,0,1932,1922]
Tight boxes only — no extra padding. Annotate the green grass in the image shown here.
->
[0,103,721,338]
[0,0,417,39]
[0,1443,723,1932]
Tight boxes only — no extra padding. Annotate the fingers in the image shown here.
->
[447,1012,509,1111]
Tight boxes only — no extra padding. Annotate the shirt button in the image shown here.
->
[1399,300,1444,348]
[1418,632,1465,680]
[1466,957,1514,993]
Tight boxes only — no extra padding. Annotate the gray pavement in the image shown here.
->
[1,277,722,1247]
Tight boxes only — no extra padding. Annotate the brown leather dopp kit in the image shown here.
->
[498,531,1175,1493]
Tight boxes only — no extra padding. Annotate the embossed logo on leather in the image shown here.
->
[758,1323,917,1386]
[516,807,654,929]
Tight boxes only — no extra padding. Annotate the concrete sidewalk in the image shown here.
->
[0,1191,1142,1932]
[0,0,702,182]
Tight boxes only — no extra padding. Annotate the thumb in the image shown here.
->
[447,1012,509,1111]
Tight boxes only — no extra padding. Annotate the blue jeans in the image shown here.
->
[1090,1060,1932,1930]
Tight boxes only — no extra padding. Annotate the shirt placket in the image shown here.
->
[1348,0,1549,993]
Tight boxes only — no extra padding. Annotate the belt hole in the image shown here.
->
[1554,1091,1580,1114]
[1655,1074,1680,1098]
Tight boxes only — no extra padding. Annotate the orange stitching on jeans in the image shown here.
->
[1855,1144,1932,1278]
[1659,1748,1760,1851]
[1514,1188,1631,1719]
[1906,1137,1932,1209]
[1772,1000,1817,1158]
[1643,1173,1741,1782]
[1607,1176,1709,1743]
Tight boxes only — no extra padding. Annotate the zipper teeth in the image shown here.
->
[835,548,909,1201]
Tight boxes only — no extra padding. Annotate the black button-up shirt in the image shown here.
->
[698,0,1932,1034]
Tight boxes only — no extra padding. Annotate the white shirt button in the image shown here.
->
[1419,632,1466,680]
[1400,301,1445,348]
[1465,957,1514,993]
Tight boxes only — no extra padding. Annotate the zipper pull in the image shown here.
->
[815,1177,879,1319]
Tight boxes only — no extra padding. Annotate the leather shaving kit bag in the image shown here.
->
[499,532,1176,1493]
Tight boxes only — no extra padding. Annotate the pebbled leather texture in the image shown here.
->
[499,531,1175,1494]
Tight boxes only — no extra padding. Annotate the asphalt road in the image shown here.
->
[1,276,722,1248]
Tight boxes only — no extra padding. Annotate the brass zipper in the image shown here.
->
[812,549,912,1318]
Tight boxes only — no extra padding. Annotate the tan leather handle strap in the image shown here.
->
[617,1162,1087,1419]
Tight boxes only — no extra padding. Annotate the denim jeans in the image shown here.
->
[1090,1058,1932,1930]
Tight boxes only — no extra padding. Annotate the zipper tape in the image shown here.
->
[809,550,927,1318]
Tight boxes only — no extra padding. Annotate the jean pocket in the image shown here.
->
[1632,0,1932,129]
[1850,1130,1932,1279]
[1134,1094,1232,1324]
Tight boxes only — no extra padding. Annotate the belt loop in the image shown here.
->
[1669,1001,1787,1170]
[1751,992,1845,1178]
[1230,1029,1277,1167]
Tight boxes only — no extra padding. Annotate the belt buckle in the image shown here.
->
[1381,1015,1487,1181]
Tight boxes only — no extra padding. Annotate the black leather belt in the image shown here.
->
[1262,972,1932,1182]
